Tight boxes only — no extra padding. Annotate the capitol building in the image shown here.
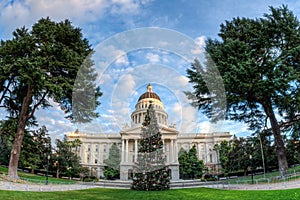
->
[67,84,231,180]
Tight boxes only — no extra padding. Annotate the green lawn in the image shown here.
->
[0,166,75,184]
[224,165,300,185]
[0,187,299,200]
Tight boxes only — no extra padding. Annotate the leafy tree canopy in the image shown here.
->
[187,5,300,176]
[132,104,170,191]
[178,146,204,179]
[104,143,121,180]
[0,17,101,178]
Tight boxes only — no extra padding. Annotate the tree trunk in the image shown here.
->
[8,85,32,179]
[56,169,60,178]
[263,100,288,177]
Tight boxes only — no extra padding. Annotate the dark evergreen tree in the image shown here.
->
[187,5,300,176]
[178,146,204,179]
[214,141,231,174]
[285,124,300,166]
[226,136,252,175]
[0,119,15,165]
[178,148,188,179]
[187,145,204,179]
[0,17,101,178]
[53,135,83,178]
[104,143,121,180]
[19,125,51,174]
[131,104,170,191]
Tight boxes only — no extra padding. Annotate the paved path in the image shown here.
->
[1,180,300,192]
[0,181,97,191]
[206,179,300,190]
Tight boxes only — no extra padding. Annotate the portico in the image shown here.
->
[67,84,231,180]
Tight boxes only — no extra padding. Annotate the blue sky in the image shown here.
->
[1,0,300,142]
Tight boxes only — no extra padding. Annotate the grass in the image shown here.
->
[0,166,75,184]
[0,165,300,199]
[0,187,300,200]
[224,165,300,184]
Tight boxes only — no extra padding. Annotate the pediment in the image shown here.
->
[121,125,179,136]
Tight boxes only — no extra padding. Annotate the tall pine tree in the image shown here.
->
[104,143,121,180]
[131,103,170,191]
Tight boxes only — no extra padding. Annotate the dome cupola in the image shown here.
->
[131,83,168,127]
[138,84,161,101]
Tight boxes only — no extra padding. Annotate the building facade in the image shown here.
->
[67,84,231,180]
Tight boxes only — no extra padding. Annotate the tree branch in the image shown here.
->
[0,78,13,105]
[27,90,49,120]
[279,114,300,130]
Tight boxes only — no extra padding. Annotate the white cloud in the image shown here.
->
[176,75,189,87]
[110,73,137,128]
[146,53,160,63]
[179,104,198,133]
[191,36,206,54]
[0,0,148,39]
[35,102,75,143]
[115,55,129,66]
[110,0,140,14]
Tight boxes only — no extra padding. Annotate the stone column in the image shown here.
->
[121,139,125,162]
[174,140,178,163]
[88,166,92,176]
[87,143,91,165]
[97,167,101,178]
[90,143,95,164]
[125,139,129,163]
[80,143,85,164]
[96,143,100,163]
[170,139,174,163]
[134,139,138,162]
[205,143,208,163]
[197,143,201,160]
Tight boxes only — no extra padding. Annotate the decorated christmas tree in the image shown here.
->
[131,103,170,191]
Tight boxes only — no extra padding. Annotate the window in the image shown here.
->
[103,145,107,152]
[210,154,213,163]
[95,159,98,164]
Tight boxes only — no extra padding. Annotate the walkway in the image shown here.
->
[0,181,96,192]
[207,179,300,190]
[1,179,300,192]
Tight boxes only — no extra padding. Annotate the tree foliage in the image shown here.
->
[178,145,204,179]
[187,5,300,176]
[285,124,300,166]
[226,137,252,174]
[103,143,121,180]
[214,135,277,175]
[131,104,170,191]
[0,119,16,165]
[19,125,51,173]
[52,135,83,178]
[214,141,231,170]
[0,17,101,178]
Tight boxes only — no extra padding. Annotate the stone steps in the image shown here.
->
[94,179,217,189]
[170,180,216,189]
[95,180,132,188]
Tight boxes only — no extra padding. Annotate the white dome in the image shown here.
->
[131,84,168,127]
